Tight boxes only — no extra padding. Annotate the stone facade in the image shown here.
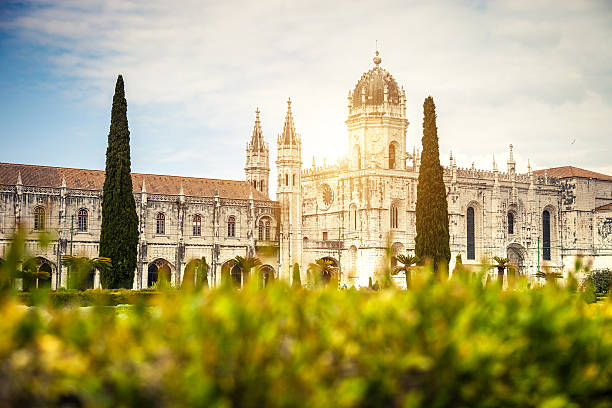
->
[0,164,279,289]
[1,51,611,289]
[291,52,612,287]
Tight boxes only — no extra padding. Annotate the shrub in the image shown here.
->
[17,289,162,307]
[2,268,612,406]
[589,269,612,294]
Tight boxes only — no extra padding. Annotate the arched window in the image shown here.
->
[389,143,396,169]
[261,180,265,192]
[507,212,514,235]
[258,217,271,240]
[77,208,88,232]
[467,207,475,260]
[231,264,242,287]
[34,206,45,231]
[227,216,236,237]
[293,174,296,186]
[156,213,165,235]
[349,246,357,274]
[390,204,399,229]
[349,204,358,231]
[542,210,551,261]
[285,174,289,186]
[193,214,201,236]
[355,145,361,169]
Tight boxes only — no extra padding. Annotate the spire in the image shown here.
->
[492,154,497,171]
[250,107,265,150]
[528,159,532,174]
[280,98,297,145]
[61,175,67,188]
[141,178,147,193]
[16,170,22,185]
[507,144,516,174]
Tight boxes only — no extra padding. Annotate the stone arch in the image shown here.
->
[391,242,404,267]
[390,200,401,229]
[147,258,174,287]
[33,205,46,231]
[260,264,275,287]
[184,257,209,286]
[349,203,358,231]
[77,208,89,232]
[507,204,519,236]
[256,214,276,241]
[348,245,358,275]
[156,212,166,235]
[465,200,483,261]
[507,243,526,276]
[226,215,237,238]
[541,204,557,262]
[22,256,54,291]
[192,213,202,236]
[220,259,244,287]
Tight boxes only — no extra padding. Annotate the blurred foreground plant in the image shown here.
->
[1,259,611,407]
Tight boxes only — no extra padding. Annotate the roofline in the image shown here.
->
[0,162,251,185]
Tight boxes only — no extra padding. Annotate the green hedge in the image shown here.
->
[2,273,612,407]
[589,269,612,294]
[17,289,163,307]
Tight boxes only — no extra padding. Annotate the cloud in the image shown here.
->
[2,0,612,186]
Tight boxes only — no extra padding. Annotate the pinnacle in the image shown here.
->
[250,107,265,151]
[281,98,297,145]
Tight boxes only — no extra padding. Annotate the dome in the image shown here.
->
[352,52,401,108]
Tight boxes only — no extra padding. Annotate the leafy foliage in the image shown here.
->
[99,75,139,289]
[292,263,301,288]
[308,258,337,287]
[393,253,419,288]
[183,257,209,290]
[2,266,611,407]
[61,255,111,290]
[589,269,612,294]
[415,96,450,274]
[492,256,510,281]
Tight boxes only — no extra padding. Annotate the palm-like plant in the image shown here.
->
[61,255,111,290]
[492,256,510,284]
[393,254,419,289]
[308,258,338,286]
[229,255,262,286]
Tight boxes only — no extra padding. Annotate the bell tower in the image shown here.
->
[276,98,302,282]
[245,108,270,197]
[346,51,409,170]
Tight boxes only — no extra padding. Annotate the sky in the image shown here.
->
[1,0,611,195]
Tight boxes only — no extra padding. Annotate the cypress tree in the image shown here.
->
[292,263,301,288]
[415,96,450,275]
[99,75,139,289]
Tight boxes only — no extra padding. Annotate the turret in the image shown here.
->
[276,98,302,282]
[245,108,270,197]
[346,51,409,170]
